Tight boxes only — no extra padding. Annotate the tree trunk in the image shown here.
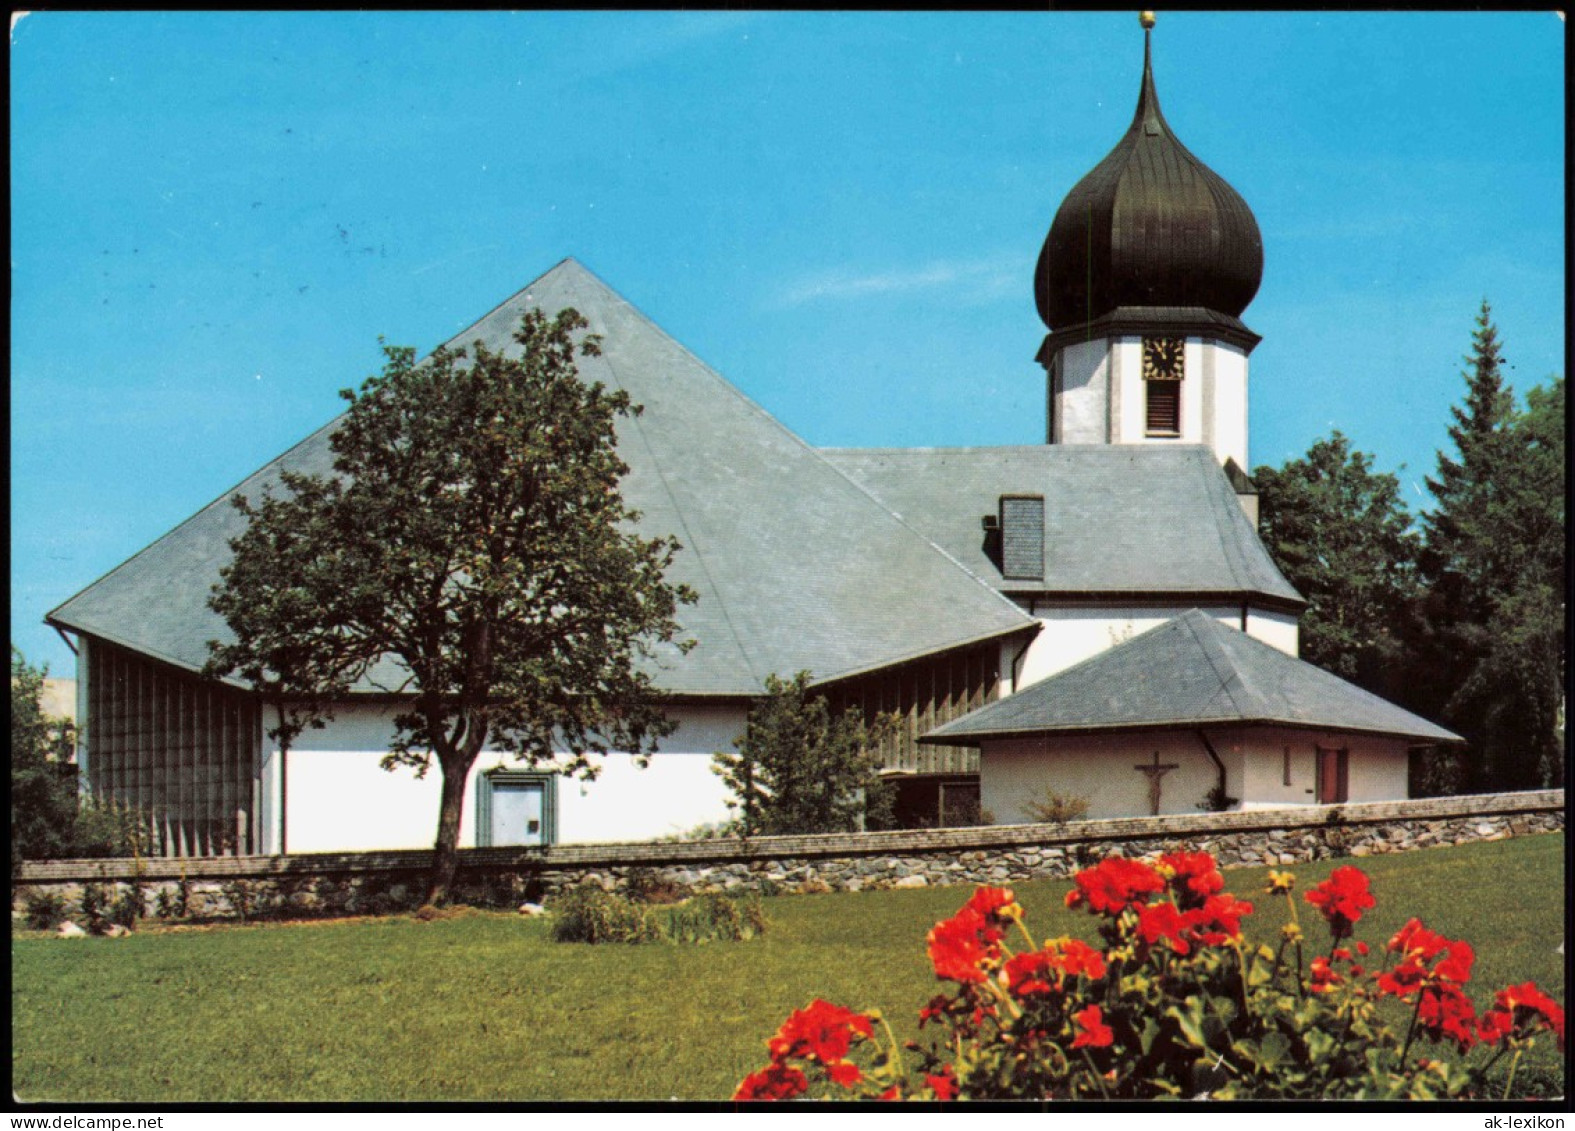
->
[425,756,474,906]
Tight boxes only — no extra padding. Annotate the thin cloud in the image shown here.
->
[572,11,761,82]
[775,256,1021,308]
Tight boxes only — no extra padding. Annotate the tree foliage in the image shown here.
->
[206,308,696,902]
[1253,431,1420,687]
[1416,302,1564,791]
[10,648,79,867]
[713,672,895,836]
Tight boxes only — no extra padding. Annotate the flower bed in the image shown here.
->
[735,851,1563,1100]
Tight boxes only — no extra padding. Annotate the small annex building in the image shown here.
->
[924,611,1462,823]
[44,18,1458,857]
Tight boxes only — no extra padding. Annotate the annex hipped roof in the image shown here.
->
[821,445,1303,606]
[47,259,1037,697]
[923,610,1461,746]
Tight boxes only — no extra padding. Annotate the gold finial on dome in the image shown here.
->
[1139,11,1156,29]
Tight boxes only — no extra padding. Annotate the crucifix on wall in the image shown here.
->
[1134,749,1180,816]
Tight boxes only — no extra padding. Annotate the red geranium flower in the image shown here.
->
[965,886,1021,924]
[825,1060,863,1088]
[1004,938,1109,998]
[1303,866,1375,939]
[1055,937,1108,979]
[1417,982,1479,1053]
[1492,982,1566,1051]
[1157,851,1225,909]
[1309,956,1342,993]
[1377,919,1474,998]
[1137,901,1191,955]
[1478,1007,1513,1045]
[1187,892,1254,944]
[1066,857,1167,915]
[1004,949,1059,997]
[767,999,874,1065]
[927,907,1004,984]
[734,1061,809,1101]
[926,1067,959,1101]
[1071,1004,1114,1049]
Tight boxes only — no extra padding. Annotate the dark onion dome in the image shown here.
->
[1034,24,1263,334]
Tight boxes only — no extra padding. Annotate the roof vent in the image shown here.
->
[1222,458,1259,529]
[999,495,1045,581]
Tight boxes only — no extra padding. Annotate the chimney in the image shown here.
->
[1222,458,1259,528]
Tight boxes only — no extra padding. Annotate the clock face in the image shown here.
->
[1142,336,1185,380]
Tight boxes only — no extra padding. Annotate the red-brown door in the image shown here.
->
[1317,747,1349,803]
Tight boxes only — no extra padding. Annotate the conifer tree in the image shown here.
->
[1416,302,1564,791]
[713,672,894,836]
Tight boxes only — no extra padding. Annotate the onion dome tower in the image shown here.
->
[1035,13,1263,471]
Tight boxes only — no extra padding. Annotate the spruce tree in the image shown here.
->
[1417,302,1564,792]
[713,672,894,835]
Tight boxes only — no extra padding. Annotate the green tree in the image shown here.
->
[1417,302,1564,791]
[206,308,696,903]
[1253,431,1420,688]
[713,672,895,836]
[10,648,79,867]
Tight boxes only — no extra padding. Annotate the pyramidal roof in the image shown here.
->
[48,259,1036,697]
[923,610,1462,746]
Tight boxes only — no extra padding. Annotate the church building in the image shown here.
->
[46,16,1459,857]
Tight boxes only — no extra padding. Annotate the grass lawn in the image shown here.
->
[12,833,1565,1102]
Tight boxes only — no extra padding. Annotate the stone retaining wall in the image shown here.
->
[13,790,1564,924]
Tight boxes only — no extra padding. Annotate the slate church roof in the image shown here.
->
[923,610,1463,746]
[47,259,1039,698]
[48,260,1305,702]
[822,445,1302,606]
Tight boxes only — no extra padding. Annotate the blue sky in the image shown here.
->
[11,11,1566,677]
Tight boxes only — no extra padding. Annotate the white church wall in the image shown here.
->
[1345,740,1413,803]
[1243,607,1299,656]
[983,726,1411,828]
[1066,335,1247,466]
[548,705,743,843]
[270,700,746,853]
[1206,341,1250,471]
[1233,726,1410,809]
[1013,604,1294,689]
[981,732,1234,823]
[1055,338,1111,445]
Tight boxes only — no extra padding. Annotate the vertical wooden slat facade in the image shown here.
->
[85,640,261,857]
[821,640,1001,776]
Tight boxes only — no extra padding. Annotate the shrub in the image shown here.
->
[666,893,767,943]
[78,884,109,934]
[1197,783,1238,812]
[109,883,145,929]
[734,853,1564,1101]
[154,872,192,920]
[550,886,660,944]
[71,798,157,859]
[1022,788,1089,825]
[551,885,769,945]
[21,891,66,931]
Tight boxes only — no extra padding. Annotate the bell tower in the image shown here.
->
[1035,12,1263,471]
